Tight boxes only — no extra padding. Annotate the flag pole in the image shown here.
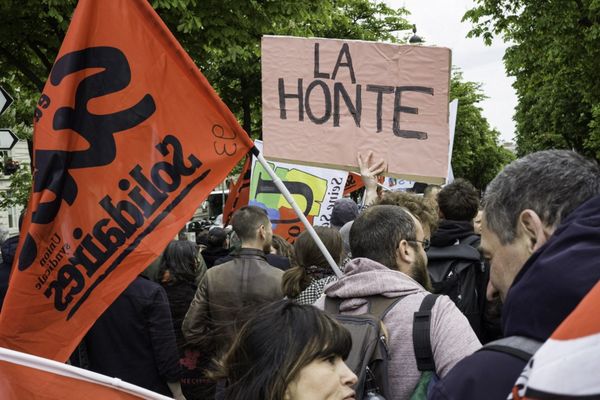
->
[253,148,343,279]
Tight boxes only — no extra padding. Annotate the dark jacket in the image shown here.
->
[0,235,19,311]
[430,194,600,400]
[201,246,230,269]
[81,276,181,396]
[182,248,284,356]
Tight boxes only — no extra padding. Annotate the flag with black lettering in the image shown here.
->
[0,0,253,361]
[222,154,252,226]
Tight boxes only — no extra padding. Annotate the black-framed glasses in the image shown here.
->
[408,239,430,251]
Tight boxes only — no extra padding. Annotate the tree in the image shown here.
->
[0,0,411,205]
[450,70,515,189]
[463,0,600,160]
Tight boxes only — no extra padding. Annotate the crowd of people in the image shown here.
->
[4,148,598,400]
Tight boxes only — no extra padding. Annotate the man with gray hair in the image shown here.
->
[430,150,600,400]
[316,205,480,399]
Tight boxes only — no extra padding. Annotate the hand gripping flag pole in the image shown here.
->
[253,147,343,279]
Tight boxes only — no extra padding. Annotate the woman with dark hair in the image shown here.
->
[270,234,294,259]
[159,240,208,399]
[214,300,356,400]
[282,226,343,305]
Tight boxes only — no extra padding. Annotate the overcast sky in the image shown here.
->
[385,0,517,143]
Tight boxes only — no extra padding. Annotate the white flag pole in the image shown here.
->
[254,149,343,278]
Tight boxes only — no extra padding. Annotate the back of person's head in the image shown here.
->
[484,150,600,244]
[271,234,294,259]
[437,179,480,221]
[423,184,441,199]
[231,206,270,243]
[377,191,438,236]
[159,240,197,284]
[214,300,352,400]
[282,227,342,298]
[208,227,228,248]
[350,205,416,269]
[330,198,359,229]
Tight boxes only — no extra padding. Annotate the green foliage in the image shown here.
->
[450,70,515,189]
[463,0,600,160]
[0,164,32,209]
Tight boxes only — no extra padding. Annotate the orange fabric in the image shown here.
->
[0,360,148,400]
[0,0,252,362]
[222,155,252,226]
[343,173,364,196]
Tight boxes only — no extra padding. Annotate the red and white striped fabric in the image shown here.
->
[0,347,172,400]
[511,281,600,399]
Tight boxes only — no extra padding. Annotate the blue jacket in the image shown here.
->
[429,194,600,400]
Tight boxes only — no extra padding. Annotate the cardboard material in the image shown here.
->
[262,35,451,184]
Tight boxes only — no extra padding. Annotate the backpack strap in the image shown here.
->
[412,294,439,371]
[480,335,543,362]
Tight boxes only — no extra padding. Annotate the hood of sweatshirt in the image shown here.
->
[503,194,600,341]
[430,220,476,247]
[323,257,425,312]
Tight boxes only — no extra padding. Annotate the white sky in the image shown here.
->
[385,0,517,142]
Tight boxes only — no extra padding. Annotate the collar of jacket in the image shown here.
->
[235,248,268,259]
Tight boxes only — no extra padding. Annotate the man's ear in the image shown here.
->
[396,239,414,265]
[518,209,553,253]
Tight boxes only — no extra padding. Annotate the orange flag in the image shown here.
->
[222,154,252,226]
[0,0,253,361]
[343,173,365,196]
[0,347,171,399]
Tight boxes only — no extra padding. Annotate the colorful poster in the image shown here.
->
[250,141,347,242]
[0,0,253,362]
[262,35,451,184]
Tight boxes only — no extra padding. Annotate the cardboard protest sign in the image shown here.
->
[250,141,347,242]
[0,0,253,362]
[262,35,451,184]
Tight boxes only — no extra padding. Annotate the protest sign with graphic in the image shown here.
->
[249,141,347,242]
[0,0,253,362]
[262,35,451,184]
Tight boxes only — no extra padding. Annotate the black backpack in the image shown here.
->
[325,294,439,400]
[426,235,487,337]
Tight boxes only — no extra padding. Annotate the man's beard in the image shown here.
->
[411,251,432,291]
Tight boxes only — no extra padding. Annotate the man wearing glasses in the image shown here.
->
[315,205,480,400]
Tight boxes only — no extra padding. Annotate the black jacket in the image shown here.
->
[430,194,600,400]
[0,235,19,311]
[81,276,181,396]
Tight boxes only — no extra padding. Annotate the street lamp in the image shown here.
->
[408,25,423,44]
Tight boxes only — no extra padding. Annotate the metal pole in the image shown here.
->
[255,150,343,278]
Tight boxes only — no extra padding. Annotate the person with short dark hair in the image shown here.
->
[315,205,480,399]
[201,227,229,268]
[213,300,356,400]
[182,206,284,396]
[282,227,342,305]
[426,179,491,340]
[430,150,600,400]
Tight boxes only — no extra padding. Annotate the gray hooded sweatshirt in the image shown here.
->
[315,257,481,400]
